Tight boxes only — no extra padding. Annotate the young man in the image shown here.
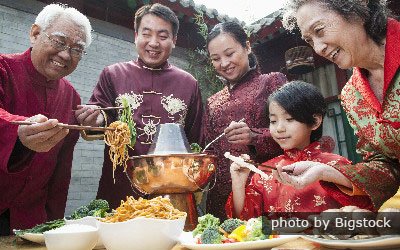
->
[0,4,92,235]
[75,3,203,209]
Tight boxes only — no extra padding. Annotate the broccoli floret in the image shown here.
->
[70,206,89,219]
[200,227,223,244]
[220,218,245,234]
[244,217,267,241]
[190,143,202,153]
[87,199,109,211]
[87,209,107,218]
[192,214,220,237]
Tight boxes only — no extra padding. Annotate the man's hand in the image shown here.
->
[74,105,104,127]
[18,114,69,152]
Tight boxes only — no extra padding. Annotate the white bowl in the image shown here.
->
[97,216,186,250]
[65,216,104,249]
[44,224,98,250]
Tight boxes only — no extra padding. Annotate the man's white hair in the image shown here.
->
[35,4,92,48]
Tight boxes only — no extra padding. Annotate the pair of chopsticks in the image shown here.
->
[224,152,292,181]
[10,121,115,131]
[244,159,293,174]
[72,106,125,111]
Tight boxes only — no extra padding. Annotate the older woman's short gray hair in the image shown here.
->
[35,4,92,48]
[282,0,392,44]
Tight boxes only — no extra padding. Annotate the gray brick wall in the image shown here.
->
[0,0,191,216]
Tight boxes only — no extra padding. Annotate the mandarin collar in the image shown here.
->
[283,142,322,161]
[24,48,57,89]
[136,58,170,71]
[226,67,260,91]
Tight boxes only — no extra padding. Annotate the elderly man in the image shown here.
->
[0,4,92,235]
[75,3,203,209]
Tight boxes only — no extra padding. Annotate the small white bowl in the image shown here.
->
[65,216,104,249]
[44,224,98,250]
[97,216,186,250]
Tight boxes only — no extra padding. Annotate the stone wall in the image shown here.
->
[0,0,190,216]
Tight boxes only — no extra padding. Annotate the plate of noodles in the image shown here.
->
[97,196,186,250]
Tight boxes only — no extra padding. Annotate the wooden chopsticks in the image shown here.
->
[72,106,125,111]
[10,121,115,131]
[244,159,293,174]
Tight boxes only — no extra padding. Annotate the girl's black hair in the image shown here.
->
[268,80,327,142]
[207,21,258,68]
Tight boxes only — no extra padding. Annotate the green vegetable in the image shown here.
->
[70,205,90,219]
[70,199,110,219]
[220,218,245,234]
[87,199,109,211]
[190,143,202,153]
[15,219,65,236]
[120,97,136,148]
[192,214,220,237]
[244,217,266,241]
[200,226,223,244]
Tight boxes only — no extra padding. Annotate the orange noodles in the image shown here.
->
[104,121,131,180]
[101,196,186,223]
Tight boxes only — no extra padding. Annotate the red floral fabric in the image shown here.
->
[225,142,373,220]
[334,19,400,209]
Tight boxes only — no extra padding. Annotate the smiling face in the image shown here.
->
[296,2,369,69]
[207,33,251,82]
[269,101,321,150]
[30,16,86,81]
[134,14,176,68]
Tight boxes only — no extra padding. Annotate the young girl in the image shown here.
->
[226,81,373,220]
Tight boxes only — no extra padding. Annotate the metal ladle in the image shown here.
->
[202,118,245,153]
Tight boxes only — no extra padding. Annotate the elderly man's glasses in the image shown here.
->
[43,33,86,58]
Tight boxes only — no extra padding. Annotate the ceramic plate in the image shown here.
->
[302,235,400,249]
[13,230,45,244]
[179,232,300,250]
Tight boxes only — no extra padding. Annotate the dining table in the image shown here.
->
[0,235,325,250]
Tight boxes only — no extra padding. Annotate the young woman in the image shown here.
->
[282,0,400,210]
[204,21,286,220]
[226,81,373,220]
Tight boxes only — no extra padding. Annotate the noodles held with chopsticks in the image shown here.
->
[104,121,131,179]
[102,196,186,223]
[103,97,137,182]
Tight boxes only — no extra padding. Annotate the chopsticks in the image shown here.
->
[223,152,293,179]
[10,121,115,131]
[72,106,125,111]
[244,159,293,174]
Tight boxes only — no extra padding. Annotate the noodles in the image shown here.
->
[102,196,187,223]
[104,121,131,180]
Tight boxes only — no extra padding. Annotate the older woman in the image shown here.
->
[279,0,399,210]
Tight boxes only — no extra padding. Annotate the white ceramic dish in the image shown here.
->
[179,232,300,250]
[97,216,186,250]
[302,235,400,249]
[65,216,105,249]
[44,224,98,250]
[13,230,45,244]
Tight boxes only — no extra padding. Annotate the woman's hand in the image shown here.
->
[273,161,352,189]
[224,121,253,145]
[18,114,69,152]
[74,105,104,127]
